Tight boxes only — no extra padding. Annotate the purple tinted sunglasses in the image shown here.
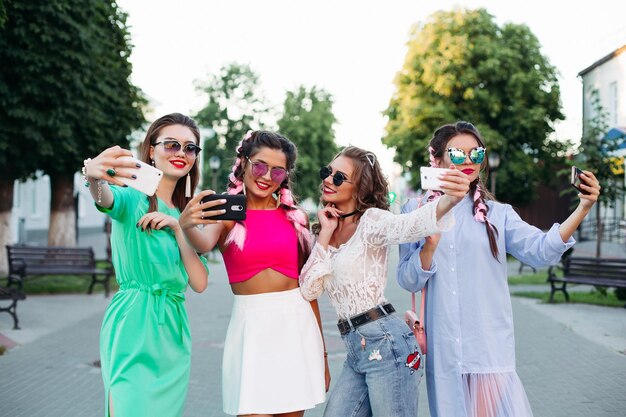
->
[246,157,289,183]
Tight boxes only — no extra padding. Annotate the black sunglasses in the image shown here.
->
[153,140,202,159]
[319,166,353,187]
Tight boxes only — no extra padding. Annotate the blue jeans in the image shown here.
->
[324,314,423,417]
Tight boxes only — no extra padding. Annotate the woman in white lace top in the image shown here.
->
[299,146,469,417]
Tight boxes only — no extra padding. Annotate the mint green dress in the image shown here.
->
[97,186,207,417]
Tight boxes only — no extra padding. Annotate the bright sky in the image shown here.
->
[118,0,626,174]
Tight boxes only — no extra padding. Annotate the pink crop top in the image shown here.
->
[222,208,299,284]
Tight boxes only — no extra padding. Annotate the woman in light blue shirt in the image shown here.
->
[397,121,600,417]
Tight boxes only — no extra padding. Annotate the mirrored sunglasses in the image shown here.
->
[153,140,202,159]
[447,147,485,165]
[319,166,353,187]
[246,157,289,183]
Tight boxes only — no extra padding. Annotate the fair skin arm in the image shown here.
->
[558,170,601,242]
[308,299,331,391]
[420,170,602,268]
[84,146,143,208]
[179,189,230,253]
[137,212,208,292]
[316,165,468,249]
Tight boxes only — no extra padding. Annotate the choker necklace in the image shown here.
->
[339,210,357,219]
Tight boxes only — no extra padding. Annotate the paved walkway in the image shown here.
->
[1,251,626,417]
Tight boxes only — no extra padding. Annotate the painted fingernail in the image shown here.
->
[136,163,141,168]
[221,199,227,203]
[131,175,137,179]
[136,223,139,228]
[123,184,128,187]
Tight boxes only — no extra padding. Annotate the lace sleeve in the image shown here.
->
[299,241,332,301]
[362,201,455,248]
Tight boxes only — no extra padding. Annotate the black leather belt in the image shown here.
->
[337,303,395,335]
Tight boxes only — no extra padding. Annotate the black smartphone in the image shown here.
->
[201,194,247,221]
[570,166,590,195]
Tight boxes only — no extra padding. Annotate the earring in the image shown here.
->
[276,190,281,208]
[185,173,191,198]
[151,159,155,166]
[242,182,247,196]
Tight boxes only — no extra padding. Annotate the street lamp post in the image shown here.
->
[209,155,221,192]
[488,151,501,196]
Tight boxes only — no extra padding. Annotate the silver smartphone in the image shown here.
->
[117,156,163,196]
[420,167,453,190]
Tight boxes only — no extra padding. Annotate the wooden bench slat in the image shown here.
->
[548,255,626,305]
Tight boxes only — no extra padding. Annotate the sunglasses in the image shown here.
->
[153,140,202,159]
[447,147,486,165]
[246,157,289,183]
[319,166,353,187]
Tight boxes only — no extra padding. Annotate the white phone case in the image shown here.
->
[420,167,452,191]
[116,156,163,196]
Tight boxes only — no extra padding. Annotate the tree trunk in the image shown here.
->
[48,174,76,247]
[595,203,602,258]
[0,178,14,276]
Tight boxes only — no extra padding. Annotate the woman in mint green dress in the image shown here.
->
[83,113,212,417]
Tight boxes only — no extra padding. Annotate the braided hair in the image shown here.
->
[427,121,500,260]
[225,131,312,258]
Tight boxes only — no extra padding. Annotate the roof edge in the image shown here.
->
[578,44,626,77]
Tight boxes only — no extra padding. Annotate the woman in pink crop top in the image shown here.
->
[180,131,329,417]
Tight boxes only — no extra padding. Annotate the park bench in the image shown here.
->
[6,245,113,297]
[0,286,26,329]
[547,254,626,305]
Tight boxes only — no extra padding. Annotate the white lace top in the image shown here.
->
[299,201,454,319]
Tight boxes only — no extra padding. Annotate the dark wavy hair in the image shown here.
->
[137,113,201,214]
[429,121,499,260]
[322,145,390,221]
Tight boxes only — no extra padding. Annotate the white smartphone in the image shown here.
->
[116,156,163,196]
[420,167,453,190]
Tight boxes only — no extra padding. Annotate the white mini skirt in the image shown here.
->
[222,288,326,415]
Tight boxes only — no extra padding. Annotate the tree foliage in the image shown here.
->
[576,89,626,257]
[277,86,338,202]
[194,63,270,191]
[577,89,625,207]
[383,8,566,206]
[0,0,145,245]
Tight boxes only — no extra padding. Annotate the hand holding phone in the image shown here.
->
[116,156,163,196]
[420,167,454,191]
[201,194,247,221]
[571,166,590,195]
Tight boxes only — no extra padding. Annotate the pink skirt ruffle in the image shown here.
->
[462,371,534,417]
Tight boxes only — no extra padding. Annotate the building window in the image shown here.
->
[609,81,618,126]
[30,182,38,217]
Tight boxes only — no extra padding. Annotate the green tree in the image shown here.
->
[194,63,270,192]
[0,0,144,251]
[383,8,566,206]
[577,89,626,257]
[277,85,338,202]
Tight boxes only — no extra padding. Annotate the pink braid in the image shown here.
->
[224,130,255,250]
[473,184,488,223]
[280,188,313,252]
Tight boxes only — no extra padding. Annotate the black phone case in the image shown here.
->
[571,167,590,195]
[201,194,247,221]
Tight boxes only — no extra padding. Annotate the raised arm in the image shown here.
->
[397,198,440,293]
[84,146,141,209]
[558,170,600,242]
[362,200,453,248]
[179,189,229,253]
